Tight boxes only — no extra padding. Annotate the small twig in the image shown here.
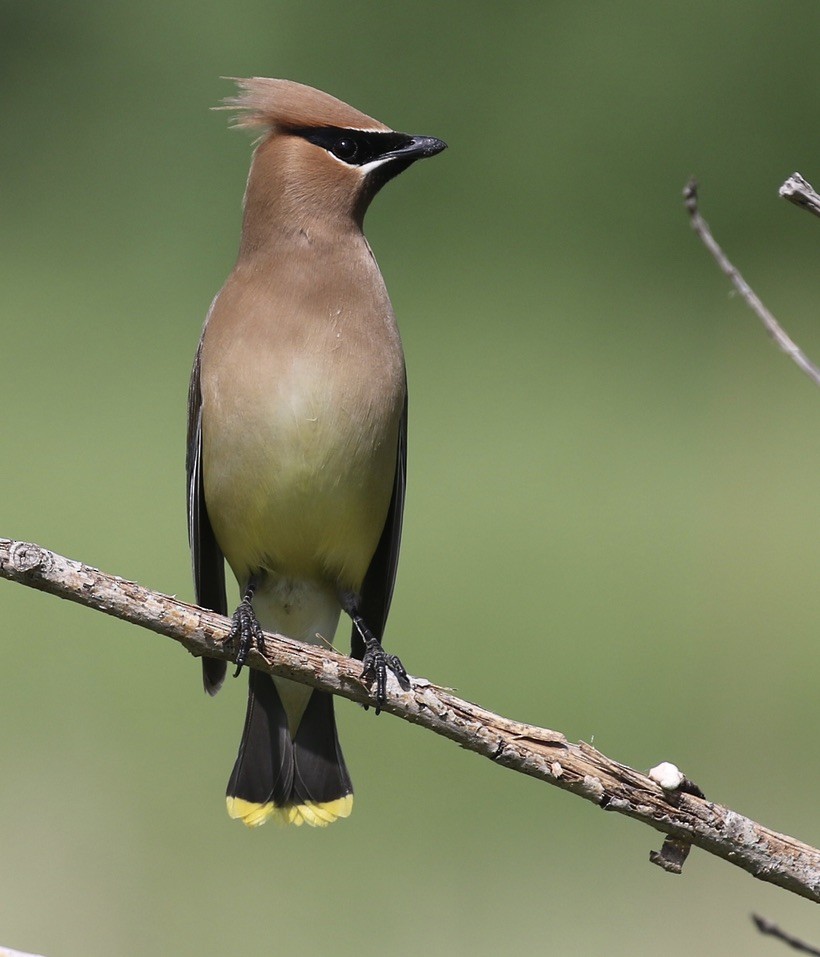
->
[779,172,820,220]
[683,177,820,388]
[1,538,820,902]
[649,836,692,875]
[646,762,703,873]
[752,914,820,954]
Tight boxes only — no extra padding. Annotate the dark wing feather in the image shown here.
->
[187,336,228,694]
[350,389,408,660]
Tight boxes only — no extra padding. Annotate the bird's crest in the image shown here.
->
[220,78,390,134]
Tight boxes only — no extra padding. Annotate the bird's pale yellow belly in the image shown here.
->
[201,322,404,593]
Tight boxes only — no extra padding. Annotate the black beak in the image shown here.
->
[384,134,448,162]
[361,131,447,201]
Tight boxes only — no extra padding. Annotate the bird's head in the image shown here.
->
[222,78,446,246]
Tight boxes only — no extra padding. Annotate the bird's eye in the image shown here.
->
[331,137,359,162]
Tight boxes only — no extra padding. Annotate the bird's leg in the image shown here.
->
[341,594,409,714]
[230,575,264,677]
[356,616,409,714]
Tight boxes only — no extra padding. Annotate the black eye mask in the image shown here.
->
[297,126,412,167]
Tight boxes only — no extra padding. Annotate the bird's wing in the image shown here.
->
[187,335,229,693]
[351,389,408,660]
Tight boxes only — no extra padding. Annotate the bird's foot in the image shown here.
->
[340,593,410,713]
[361,646,409,713]
[359,634,410,714]
[229,589,264,677]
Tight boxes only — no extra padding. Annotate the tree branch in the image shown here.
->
[752,914,820,955]
[2,539,819,902]
[683,177,820,387]
[779,172,820,220]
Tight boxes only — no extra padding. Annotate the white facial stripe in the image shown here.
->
[356,155,395,175]
[325,152,395,174]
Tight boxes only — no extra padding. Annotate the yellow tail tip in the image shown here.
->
[226,794,353,828]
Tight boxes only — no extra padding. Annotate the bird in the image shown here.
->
[186,78,446,828]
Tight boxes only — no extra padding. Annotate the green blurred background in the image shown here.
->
[2,2,819,954]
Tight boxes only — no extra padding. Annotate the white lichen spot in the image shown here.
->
[649,762,685,791]
[582,775,605,800]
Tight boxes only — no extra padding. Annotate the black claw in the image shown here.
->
[385,654,408,685]
[229,595,264,677]
[361,644,410,714]
[343,601,409,713]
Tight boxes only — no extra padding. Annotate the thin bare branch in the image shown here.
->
[779,172,820,220]
[1,538,819,902]
[683,178,820,387]
[752,914,820,954]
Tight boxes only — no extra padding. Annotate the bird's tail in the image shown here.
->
[225,669,353,827]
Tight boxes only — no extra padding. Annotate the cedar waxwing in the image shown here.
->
[186,78,446,827]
